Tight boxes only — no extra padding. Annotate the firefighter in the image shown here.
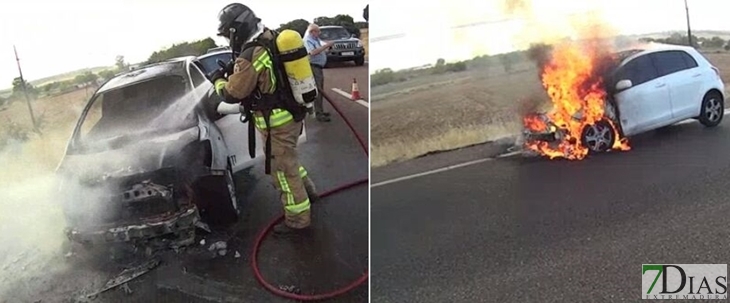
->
[207,3,318,234]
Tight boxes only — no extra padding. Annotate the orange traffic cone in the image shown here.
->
[350,78,361,100]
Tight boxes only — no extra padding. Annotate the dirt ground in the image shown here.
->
[370,51,730,167]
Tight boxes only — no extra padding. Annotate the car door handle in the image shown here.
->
[655,83,666,88]
[692,73,702,77]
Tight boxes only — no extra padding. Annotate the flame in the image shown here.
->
[524,39,630,160]
[523,114,548,132]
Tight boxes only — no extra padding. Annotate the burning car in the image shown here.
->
[56,56,306,248]
[523,43,725,159]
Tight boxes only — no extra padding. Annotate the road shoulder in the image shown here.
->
[371,136,517,185]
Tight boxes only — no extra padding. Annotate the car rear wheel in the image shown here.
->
[581,119,615,153]
[698,91,724,127]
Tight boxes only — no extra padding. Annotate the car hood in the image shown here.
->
[332,37,360,43]
[57,127,200,182]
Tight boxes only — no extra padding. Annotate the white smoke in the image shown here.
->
[0,82,213,301]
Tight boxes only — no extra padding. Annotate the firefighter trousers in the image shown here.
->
[258,119,312,229]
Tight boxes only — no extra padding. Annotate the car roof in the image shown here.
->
[197,50,232,60]
[617,42,697,57]
[98,57,194,94]
[613,42,702,66]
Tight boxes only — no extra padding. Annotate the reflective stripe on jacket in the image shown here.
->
[224,30,294,130]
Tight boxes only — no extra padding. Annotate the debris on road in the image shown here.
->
[195,221,212,233]
[234,251,241,258]
[208,241,227,252]
[78,258,161,300]
[278,285,301,294]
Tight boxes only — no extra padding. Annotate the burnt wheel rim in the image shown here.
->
[705,97,722,122]
[584,123,613,152]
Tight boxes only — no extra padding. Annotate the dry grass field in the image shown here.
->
[371,51,730,167]
[0,88,91,178]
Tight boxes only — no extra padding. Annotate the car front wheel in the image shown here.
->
[204,163,239,227]
[698,91,724,127]
[581,119,616,153]
[354,56,365,66]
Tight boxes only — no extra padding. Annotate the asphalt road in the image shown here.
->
[323,61,369,102]
[3,65,369,303]
[371,117,730,302]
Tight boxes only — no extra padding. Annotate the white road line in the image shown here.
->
[496,150,522,158]
[371,158,494,188]
[331,88,369,108]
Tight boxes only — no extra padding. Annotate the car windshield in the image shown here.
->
[74,75,197,148]
[198,53,234,75]
[320,27,351,40]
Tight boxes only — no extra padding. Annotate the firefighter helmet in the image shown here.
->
[217,3,261,51]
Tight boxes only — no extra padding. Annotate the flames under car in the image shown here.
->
[521,99,622,154]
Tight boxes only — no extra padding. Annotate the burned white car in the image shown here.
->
[524,43,725,154]
[56,56,305,248]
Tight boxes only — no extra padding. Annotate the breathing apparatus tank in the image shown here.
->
[275,29,318,109]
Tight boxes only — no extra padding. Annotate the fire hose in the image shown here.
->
[251,90,369,301]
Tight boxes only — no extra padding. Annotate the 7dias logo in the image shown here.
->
[642,264,727,300]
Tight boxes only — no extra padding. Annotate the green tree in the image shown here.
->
[115,55,128,72]
[704,36,726,48]
[146,37,218,64]
[11,77,36,97]
[99,70,116,81]
[278,19,310,37]
[499,53,516,73]
[436,58,445,66]
[72,71,99,87]
[314,14,360,38]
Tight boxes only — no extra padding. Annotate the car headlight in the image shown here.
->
[357,40,363,48]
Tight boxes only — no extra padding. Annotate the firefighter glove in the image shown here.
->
[207,67,227,85]
[214,78,228,96]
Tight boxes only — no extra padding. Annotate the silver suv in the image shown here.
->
[320,25,366,66]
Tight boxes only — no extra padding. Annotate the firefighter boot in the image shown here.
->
[273,222,311,237]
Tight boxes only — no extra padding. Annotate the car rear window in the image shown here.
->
[651,50,696,76]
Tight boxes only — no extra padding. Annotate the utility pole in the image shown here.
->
[685,0,693,47]
[13,45,39,133]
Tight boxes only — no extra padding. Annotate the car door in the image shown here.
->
[188,63,262,173]
[613,53,672,136]
[649,50,703,120]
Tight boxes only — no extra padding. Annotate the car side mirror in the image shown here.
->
[616,79,633,91]
[350,33,356,38]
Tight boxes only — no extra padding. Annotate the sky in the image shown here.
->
[0,0,367,89]
[369,0,730,72]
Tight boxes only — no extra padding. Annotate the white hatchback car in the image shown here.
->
[525,43,725,153]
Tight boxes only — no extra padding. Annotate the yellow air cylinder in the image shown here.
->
[275,29,318,107]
